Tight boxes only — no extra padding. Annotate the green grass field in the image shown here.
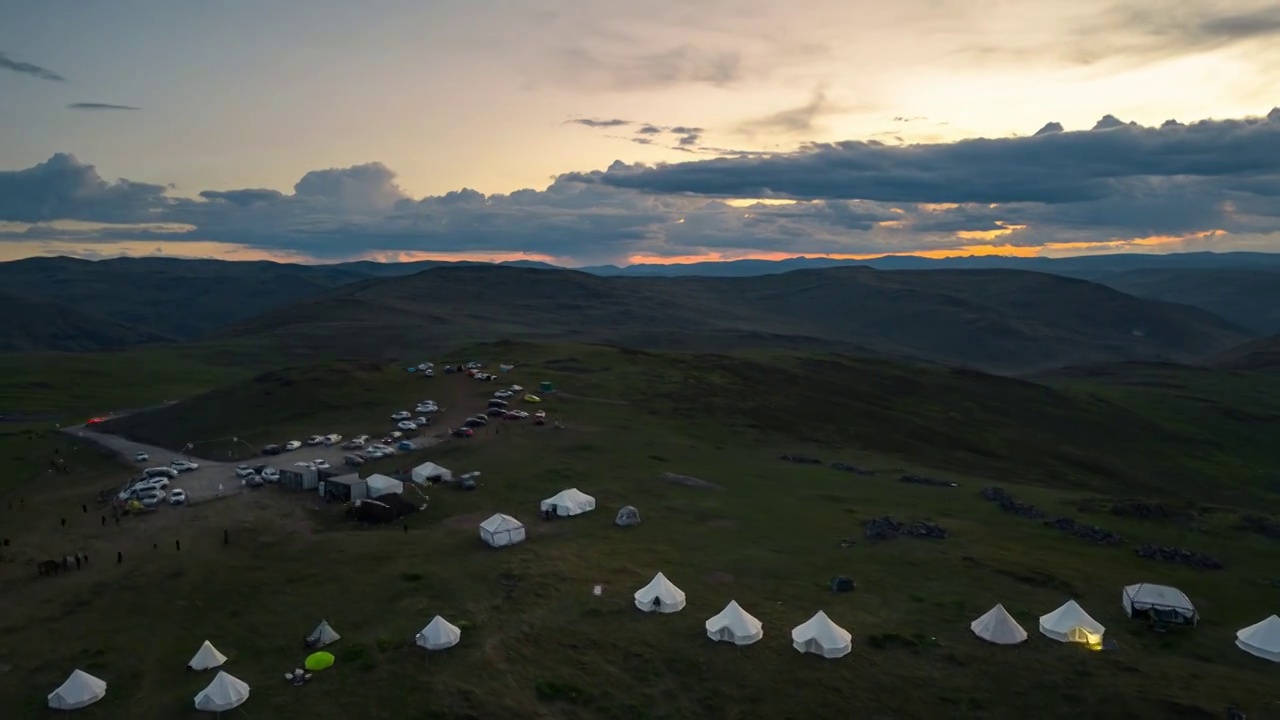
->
[2,343,1280,718]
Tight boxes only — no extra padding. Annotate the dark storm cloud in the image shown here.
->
[0,51,65,82]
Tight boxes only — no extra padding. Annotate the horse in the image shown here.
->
[37,559,62,576]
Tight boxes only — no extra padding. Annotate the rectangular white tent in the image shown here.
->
[411,462,452,484]
[540,488,596,517]
[365,473,404,497]
[1122,583,1197,624]
[479,513,526,547]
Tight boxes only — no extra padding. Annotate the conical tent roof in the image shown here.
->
[188,640,228,670]
[705,600,764,645]
[970,604,1028,645]
[1039,600,1105,644]
[308,620,341,647]
[791,611,852,658]
[194,671,250,712]
[47,669,106,710]
[416,615,462,650]
[1236,615,1280,662]
[633,572,687,613]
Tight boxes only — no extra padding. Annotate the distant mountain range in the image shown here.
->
[0,252,1276,371]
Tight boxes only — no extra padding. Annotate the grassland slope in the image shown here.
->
[219,265,1253,373]
[1091,267,1280,334]
[0,290,174,353]
[1209,334,1280,373]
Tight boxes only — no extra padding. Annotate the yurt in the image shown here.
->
[633,572,686,613]
[705,601,764,645]
[791,611,852,658]
[1236,615,1280,662]
[970,604,1028,645]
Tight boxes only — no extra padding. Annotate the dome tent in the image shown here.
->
[47,669,106,710]
[615,505,641,526]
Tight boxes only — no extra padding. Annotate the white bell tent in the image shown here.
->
[970,604,1028,645]
[539,488,596,517]
[791,611,853,658]
[633,572,687,613]
[188,640,228,671]
[307,620,341,647]
[47,669,106,711]
[194,671,250,713]
[705,600,764,645]
[1039,600,1105,646]
[415,615,462,651]
[479,513,526,547]
[1236,615,1280,662]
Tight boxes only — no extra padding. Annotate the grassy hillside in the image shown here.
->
[0,291,175,353]
[1209,334,1280,373]
[219,266,1253,373]
[3,342,1280,718]
[1092,268,1280,335]
[0,256,366,341]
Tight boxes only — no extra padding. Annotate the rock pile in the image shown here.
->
[831,462,875,475]
[780,454,822,465]
[1134,544,1224,570]
[1043,517,1125,545]
[1109,501,1171,520]
[863,516,949,542]
[980,487,1045,519]
[1239,515,1280,540]
[899,474,958,488]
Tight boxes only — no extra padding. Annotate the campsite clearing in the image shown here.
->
[1,342,1280,718]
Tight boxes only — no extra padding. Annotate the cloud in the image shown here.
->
[67,103,140,111]
[2,110,1280,265]
[567,117,631,128]
[737,88,847,135]
[572,117,708,152]
[552,44,745,91]
[0,51,65,82]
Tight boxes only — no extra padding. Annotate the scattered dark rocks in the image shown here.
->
[780,454,822,464]
[1110,501,1171,520]
[1135,544,1224,570]
[864,515,949,542]
[899,474,958,488]
[830,462,875,475]
[1043,517,1125,545]
[980,487,1045,519]
[1238,515,1280,540]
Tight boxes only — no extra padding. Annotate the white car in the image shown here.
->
[324,434,342,446]
[391,411,411,420]
[234,465,255,478]
[306,435,324,446]
[169,489,187,505]
[137,475,170,490]
[314,459,330,470]
[284,440,302,451]
[170,459,199,472]
[414,417,428,426]
[396,420,417,431]
[363,449,387,459]
[134,451,149,462]
[353,434,369,444]
[367,443,394,454]
[423,368,434,377]
[493,390,513,399]
[510,385,524,392]
[261,467,280,482]
[295,461,316,469]
[139,490,165,507]
[415,404,436,414]
[389,431,403,439]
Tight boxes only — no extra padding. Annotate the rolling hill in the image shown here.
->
[1088,268,1280,335]
[0,291,174,353]
[218,265,1254,373]
[1210,334,1280,373]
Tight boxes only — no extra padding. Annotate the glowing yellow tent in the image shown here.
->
[304,652,334,671]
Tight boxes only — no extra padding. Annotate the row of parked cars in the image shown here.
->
[118,473,187,507]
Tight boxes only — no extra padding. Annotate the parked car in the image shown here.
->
[397,420,417,431]
[139,491,165,507]
[306,435,324,446]
[413,416,428,426]
[391,411,411,420]
[134,451,149,462]
[506,410,529,420]
[459,472,480,491]
[452,427,474,438]
[344,454,366,467]
[488,399,508,408]
[493,390,513,399]
[422,368,434,377]
[169,489,187,505]
[246,474,264,488]
[486,407,507,417]
[170,459,200,472]
[261,467,280,483]
[324,434,342,446]
[234,465,255,478]
[464,416,487,428]
[284,440,302,451]
[295,461,316,469]
[397,440,415,451]
[263,444,282,455]
[314,459,330,470]
[144,467,178,479]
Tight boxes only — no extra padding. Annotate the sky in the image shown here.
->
[2,0,1279,267]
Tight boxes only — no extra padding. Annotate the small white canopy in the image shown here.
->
[479,513,526,547]
[415,615,462,651]
[47,669,106,710]
[970,604,1028,645]
[188,640,228,671]
[634,572,687,613]
[705,600,763,645]
[1039,600,1105,645]
[366,473,404,497]
[307,620,341,647]
[194,671,250,713]
[411,462,452,484]
[540,487,596,517]
[1122,583,1196,621]
[1236,615,1280,662]
[791,611,852,658]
